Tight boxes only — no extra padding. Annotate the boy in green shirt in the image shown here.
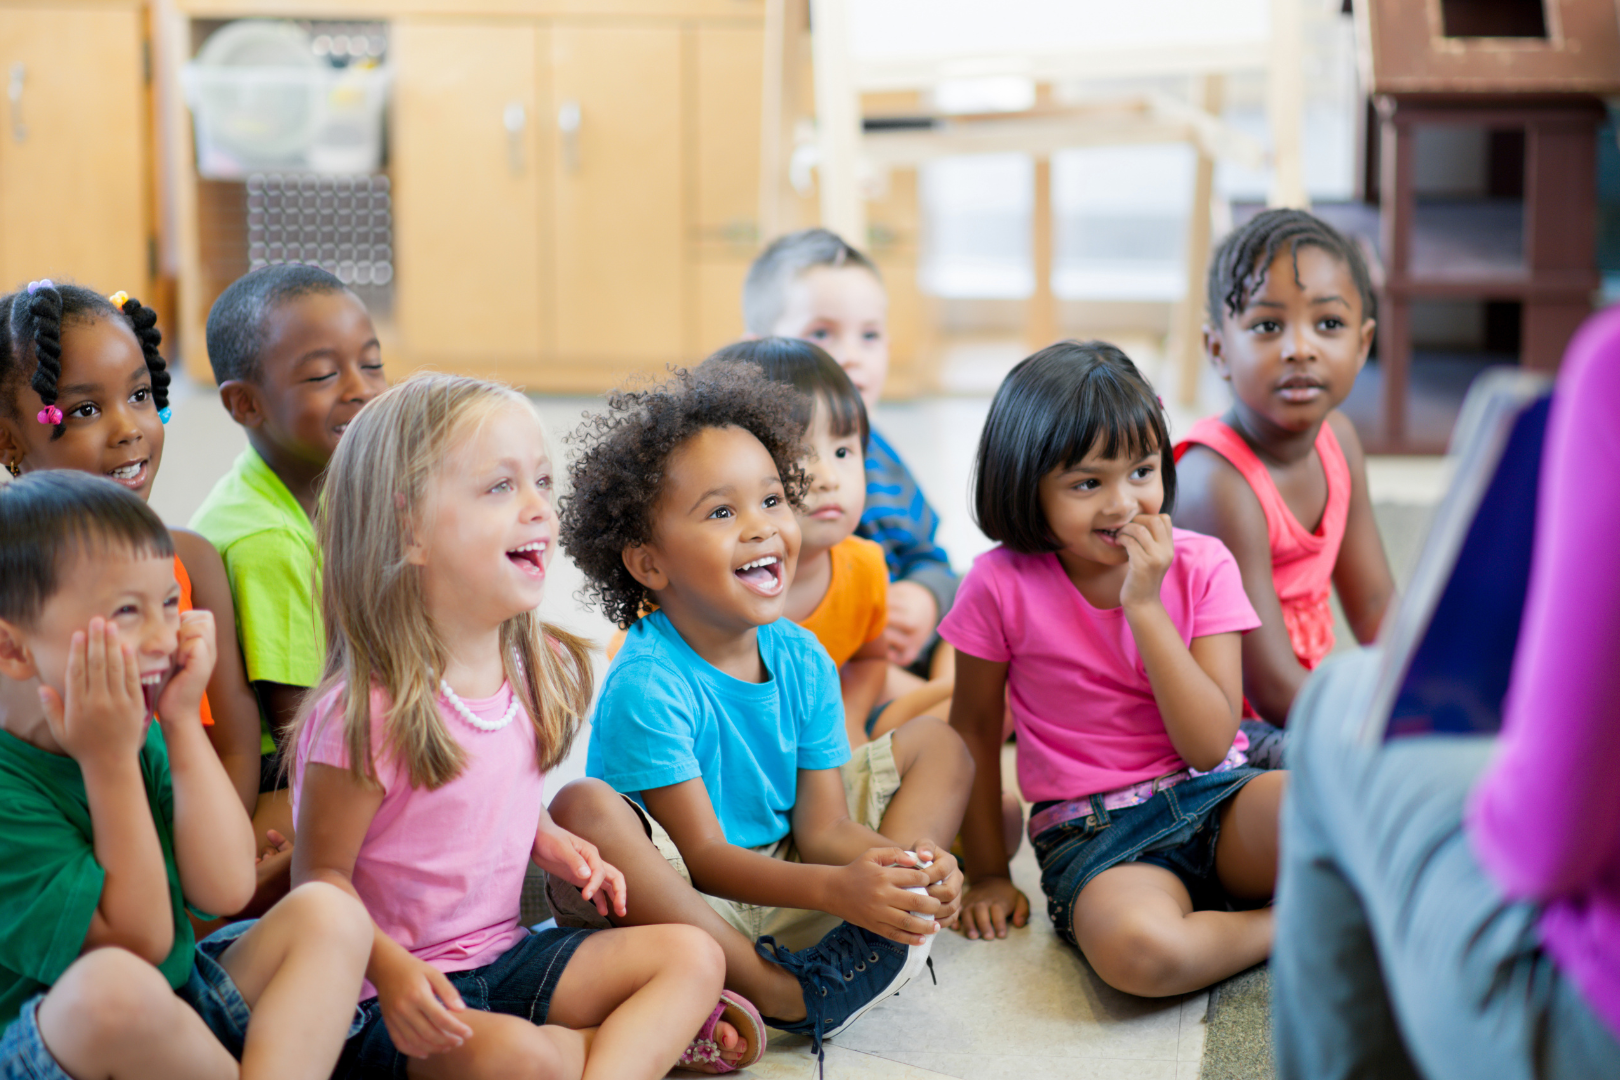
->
[0,471,369,1080]
[191,265,386,806]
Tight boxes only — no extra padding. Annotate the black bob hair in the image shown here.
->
[0,283,170,436]
[973,340,1175,555]
[1207,207,1377,324]
[559,363,810,629]
[700,337,869,451]
[0,470,174,627]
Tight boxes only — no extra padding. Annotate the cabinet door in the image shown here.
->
[392,20,545,368]
[0,5,147,297]
[550,25,684,372]
[694,24,762,356]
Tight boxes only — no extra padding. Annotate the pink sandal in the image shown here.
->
[676,989,767,1074]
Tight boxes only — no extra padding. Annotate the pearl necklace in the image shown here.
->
[438,679,520,733]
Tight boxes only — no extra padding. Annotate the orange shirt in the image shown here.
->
[798,536,889,668]
[173,555,215,726]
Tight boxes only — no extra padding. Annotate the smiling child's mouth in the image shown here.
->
[735,555,785,596]
[506,540,548,577]
[108,461,147,488]
[140,671,164,716]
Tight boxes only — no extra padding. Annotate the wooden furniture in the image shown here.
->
[789,0,1306,402]
[0,1,154,306]
[159,1,772,393]
[1355,0,1620,452]
[1373,94,1605,452]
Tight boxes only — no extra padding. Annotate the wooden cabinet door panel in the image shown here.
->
[695,24,761,242]
[0,6,147,298]
[550,25,683,368]
[392,20,545,365]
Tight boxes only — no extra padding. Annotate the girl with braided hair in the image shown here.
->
[1173,209,1395,765]
[0,279,278,910]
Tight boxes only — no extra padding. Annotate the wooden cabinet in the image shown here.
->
[548,24,685,371]
[0,2,150,301]
[392,21,546,367]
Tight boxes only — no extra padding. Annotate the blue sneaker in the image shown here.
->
[756,922,933,1060]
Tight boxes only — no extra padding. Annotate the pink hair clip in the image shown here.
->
[37,405,63,425]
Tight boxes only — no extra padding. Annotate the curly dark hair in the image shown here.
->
[559,364,811,629]
[1207,207,1376,324]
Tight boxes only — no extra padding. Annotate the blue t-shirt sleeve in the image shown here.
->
[793,639,851,771]
[587,658,706,794]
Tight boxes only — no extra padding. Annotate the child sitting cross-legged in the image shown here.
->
[0,470,371,1080]
[701,337,950,746]
[546,362,973,1063]
[1173,209,1395,766]
[192,264,389,853]
[290,374,760,1079]
[0,282,271,885]
[947,342,1286,999]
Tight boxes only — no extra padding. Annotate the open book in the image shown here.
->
[1359,369,1555,744]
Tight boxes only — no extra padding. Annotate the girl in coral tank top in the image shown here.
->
[1174,210,1395,764]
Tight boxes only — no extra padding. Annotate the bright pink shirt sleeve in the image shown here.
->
[1467,305,1620,1036]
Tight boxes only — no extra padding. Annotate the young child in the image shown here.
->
[0,470,371,1080]
[744,229,957,688]
[192,264,388,847]
[702,337,954,748]
[1174,209,1395,762]
[0,281,270,859]
[547,363,972,1060]
[946,342,1287,999]
[290,373,761,1079]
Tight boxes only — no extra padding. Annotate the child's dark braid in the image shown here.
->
[114,293,172,413]
[20,283,64,424]
[1207,207,1377,324]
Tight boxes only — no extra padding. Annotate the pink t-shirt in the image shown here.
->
[939,529,1261,803]
[292,680,543,1001]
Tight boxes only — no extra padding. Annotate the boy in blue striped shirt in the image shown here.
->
[744,229,957,705]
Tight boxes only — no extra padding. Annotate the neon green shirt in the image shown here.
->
[191,446,322,755]
[0,725,195,1027]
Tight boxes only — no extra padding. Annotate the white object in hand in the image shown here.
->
[902,850,935,921]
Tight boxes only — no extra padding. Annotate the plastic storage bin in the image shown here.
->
[183,62,391,178]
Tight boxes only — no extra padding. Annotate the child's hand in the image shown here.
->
[830,847,941,946]
[532,825,627,919]
[1118,513,1175,610]
[884,581,939,667]
[955,876,1029,940]
[375,954,473,1059]
[912,840,965,926]
[38,618,146,766]
[156,609,217,725]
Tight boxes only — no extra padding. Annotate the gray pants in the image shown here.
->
[1273,649,1620,1080]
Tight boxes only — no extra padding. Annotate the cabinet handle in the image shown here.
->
[503,100,526,176]
[8,63,25,144]
[557,100,581,173]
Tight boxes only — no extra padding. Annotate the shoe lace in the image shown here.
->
[756,928,884,1077]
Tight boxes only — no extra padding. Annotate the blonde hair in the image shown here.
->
[290,372,593,790]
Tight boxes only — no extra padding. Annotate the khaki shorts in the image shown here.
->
[547,732,902,952]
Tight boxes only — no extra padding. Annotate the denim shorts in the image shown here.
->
[1,920,294,1080]
[338,926,594,1080]
[1032,766,1265,947]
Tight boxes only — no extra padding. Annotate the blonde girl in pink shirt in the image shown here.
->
[942,341,1287,997]
[289,374,764,1079]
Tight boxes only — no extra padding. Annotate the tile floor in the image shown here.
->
[138,341,1444,1078]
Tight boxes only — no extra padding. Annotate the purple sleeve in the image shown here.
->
[1467,307,1620,900]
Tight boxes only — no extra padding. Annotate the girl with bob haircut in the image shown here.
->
[940,341,1289,998]
[288,373,765,1079]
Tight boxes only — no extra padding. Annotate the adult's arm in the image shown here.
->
[1469,308,1620,899]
